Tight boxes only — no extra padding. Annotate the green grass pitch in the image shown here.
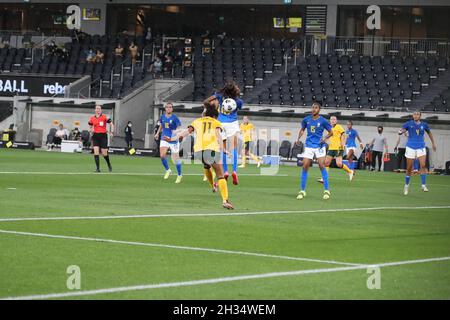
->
[0,149,449,299]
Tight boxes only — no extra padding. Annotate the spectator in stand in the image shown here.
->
[201,30,211,40]
[59,48,69,62]
[129,41,139,64]
[165,43,176,59]
[46,40,57,55]
[148,56,163,75]
[217,32,227,40]
[174,49,183,65]
[86,48,96,63]
[0,40,9,49]
[124,121,134,148]
[369,125,389,171]
[94,49,105,64]
[114,43,124,57]
[145,27,152,46]
[164,55,173,75]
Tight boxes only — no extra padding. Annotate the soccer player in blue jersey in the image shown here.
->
[154,102,183,183]
[203,81,242,185]
[399,111,437,195]
[345,120,364,170]
[295,102,333,200]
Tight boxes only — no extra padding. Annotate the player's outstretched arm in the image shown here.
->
[394,135,400,152]
[203,96,218,108]
[357,134,364,149]
[320,129,333,144]
[215,128,223,152]
[163,127,192,142]
[341,133,347,150]
[295,128,305,145]
[154,123,161,140]
[109,121,115,136]
[427,130,437,152]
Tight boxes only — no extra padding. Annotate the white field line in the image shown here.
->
[1,206,449,222]
[2,170,448,188]
[2,255,450,300]
[0,229,360,267]
[0,171,287,177]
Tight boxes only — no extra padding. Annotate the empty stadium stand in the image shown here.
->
[183,37,449,113]
[188,37,295,101]
[245,54,449,111]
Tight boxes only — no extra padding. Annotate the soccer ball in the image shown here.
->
[222,98,237,114]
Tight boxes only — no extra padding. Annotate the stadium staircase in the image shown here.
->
[411,69,450,113]
[0,101,13,124]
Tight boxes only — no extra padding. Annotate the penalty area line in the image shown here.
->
[0,206,450,222]
[0,229,360,267]
[2,256,450,300]
[0,171,288,177]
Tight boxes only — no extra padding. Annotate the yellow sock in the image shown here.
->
[342,164,352,174]
[211,168,216,180]
[218,178,228,202]
[204,168,214,188]
[241,152,246,166]
[249,153,259,163]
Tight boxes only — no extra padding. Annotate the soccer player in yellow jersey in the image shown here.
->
[238,116,261,168]
[164,105,234,210]
[318,116,354,183]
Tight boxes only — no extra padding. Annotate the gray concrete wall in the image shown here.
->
[28,106,113,146]
[116,81,156,144]
[12,96,116,142]
[114,79,185,145]
[326,4,338,37]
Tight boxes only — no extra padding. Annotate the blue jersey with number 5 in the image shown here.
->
[301,115,332,148]
[160,113,181,144]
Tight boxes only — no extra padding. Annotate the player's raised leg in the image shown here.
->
[213,162,233,209]
[239,144,247,168]
[159,146,171,179]
[336,155,353,181]
[346,147,356,181]
[230,134,239,185]
[171,144,183,184]
[318,154,332,184]
[404,156,413,195]
[203,165,218,193]
[318,154,331,200]
[418,155,428,192]
[297,157,311,200]
[221,139,228,173]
